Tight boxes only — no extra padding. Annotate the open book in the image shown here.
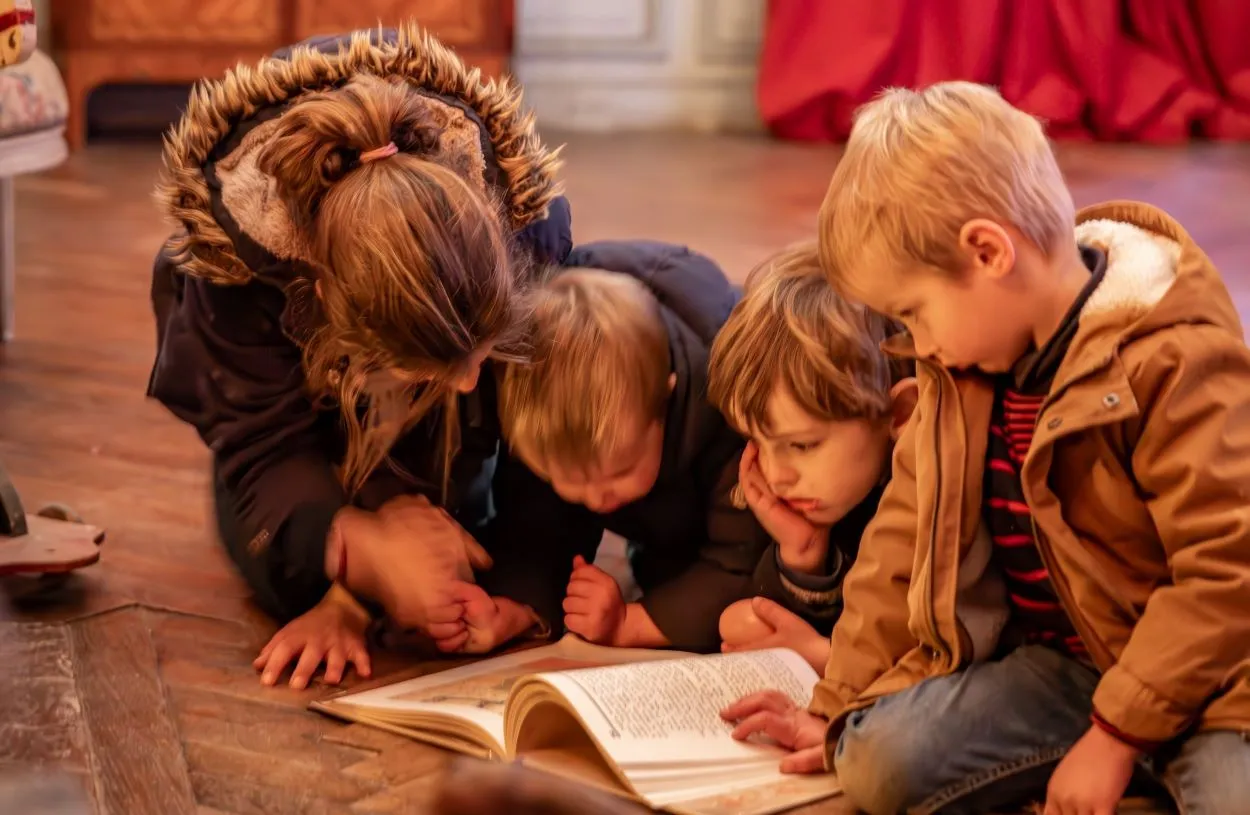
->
[311,636,841,815]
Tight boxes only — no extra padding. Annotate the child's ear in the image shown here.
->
[668,372,677,392]
[958,218,1015,281]
[888,377,919,440]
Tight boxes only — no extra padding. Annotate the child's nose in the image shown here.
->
[453,364,482,394]
[584,487,615,513]
[761,457,797,491]
[910,331,936,359]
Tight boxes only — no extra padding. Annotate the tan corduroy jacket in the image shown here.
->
[811,201,1250,764]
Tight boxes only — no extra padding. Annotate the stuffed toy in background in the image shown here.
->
[0,0,35,68]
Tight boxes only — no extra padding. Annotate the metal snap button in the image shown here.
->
[1047,416,1063,430]
[1102,392,1121,409]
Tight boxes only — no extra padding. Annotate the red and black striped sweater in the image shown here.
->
[984,246,1106,662]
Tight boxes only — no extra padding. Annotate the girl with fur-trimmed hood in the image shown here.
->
[147,26,570,686]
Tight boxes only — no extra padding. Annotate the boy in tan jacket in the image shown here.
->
[722,81,1250,814]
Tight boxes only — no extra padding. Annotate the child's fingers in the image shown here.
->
[350,642,372,678]
[779,746,825,774]
[289,645,326,690]
[720,690,793,721]
[427,620,467,640]
[435,630,470,653]
[730,710,797,746]
[572,555,588,569]
[323,647,347,686]
[562,596,596,616]
[254,637,279,668]
[260,641,299,686]
[741,441,759,473]
[564,577,600,599]
[426,601,468,625]
[564,613,590,638]
[463,535,494,571]
[741,465,773,504]
[446,580,489,606]
[750,596,795,630]
[569,566,613,590]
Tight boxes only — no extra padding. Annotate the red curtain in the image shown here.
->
[757,0,1250,142]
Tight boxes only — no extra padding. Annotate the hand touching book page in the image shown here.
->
[311,636,841,815]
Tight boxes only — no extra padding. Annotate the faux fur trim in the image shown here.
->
[155,22,564,286]
[1075,219,1180,321]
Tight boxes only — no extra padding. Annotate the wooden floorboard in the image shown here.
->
[69,610,198,815]
[5,133,1245,813]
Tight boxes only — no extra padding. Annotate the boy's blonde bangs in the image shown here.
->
[499,269,670,473]
[708,244,904,436]
[819,81,1075,289]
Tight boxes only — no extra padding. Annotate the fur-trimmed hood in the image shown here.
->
[155,23,565,287]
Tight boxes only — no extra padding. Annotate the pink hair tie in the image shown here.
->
[359,142,399,163]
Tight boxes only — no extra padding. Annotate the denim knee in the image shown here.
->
[833,706,931,815]
[1164,730,1250,815]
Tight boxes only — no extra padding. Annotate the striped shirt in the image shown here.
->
[985,387,1087,658]
[983,244,1107,662]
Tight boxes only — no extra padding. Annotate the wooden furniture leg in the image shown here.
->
[57,55,87,152]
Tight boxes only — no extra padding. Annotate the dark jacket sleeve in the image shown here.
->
[516,195,574,268]
[479,447,604,634]
[752,546,848,635]
[564,240,737,344]
[148,243,345,611]
[638,443,770,652]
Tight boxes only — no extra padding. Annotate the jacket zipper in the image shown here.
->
[1026,383,1113,672]
[920,361,948,665]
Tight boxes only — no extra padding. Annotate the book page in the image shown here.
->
[537,648,817,768]
[319,637,689,755]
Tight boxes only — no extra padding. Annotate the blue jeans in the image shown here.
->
[833,645,1250,814]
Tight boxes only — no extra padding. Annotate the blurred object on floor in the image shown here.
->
[47,0,513,150]
[432,759,653,815]
[758,0,1250,143]
[0,770,93,815]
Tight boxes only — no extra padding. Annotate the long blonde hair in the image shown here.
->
[257,74,528,498]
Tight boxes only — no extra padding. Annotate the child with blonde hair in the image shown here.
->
[723,81,1250,813]
[147,26,570,688]
[707,245,914,674]
[466,241,771,653]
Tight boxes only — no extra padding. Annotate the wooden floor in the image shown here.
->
[1,133,1249,814]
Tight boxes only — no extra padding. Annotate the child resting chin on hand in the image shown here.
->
[707,244,914,675]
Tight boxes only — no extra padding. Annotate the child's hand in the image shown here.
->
[435,581,543,655]
[1044,726,1137,815]
[563,555,627,645]
[720,690,829,773]
[739,442,829,574]
[720,597,830,675]
[331,498,489,632]
[254,584,372,689]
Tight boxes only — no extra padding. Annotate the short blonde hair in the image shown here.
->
[708,243,907,436]
[499,269,670,471]
[818,81,1075,292]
